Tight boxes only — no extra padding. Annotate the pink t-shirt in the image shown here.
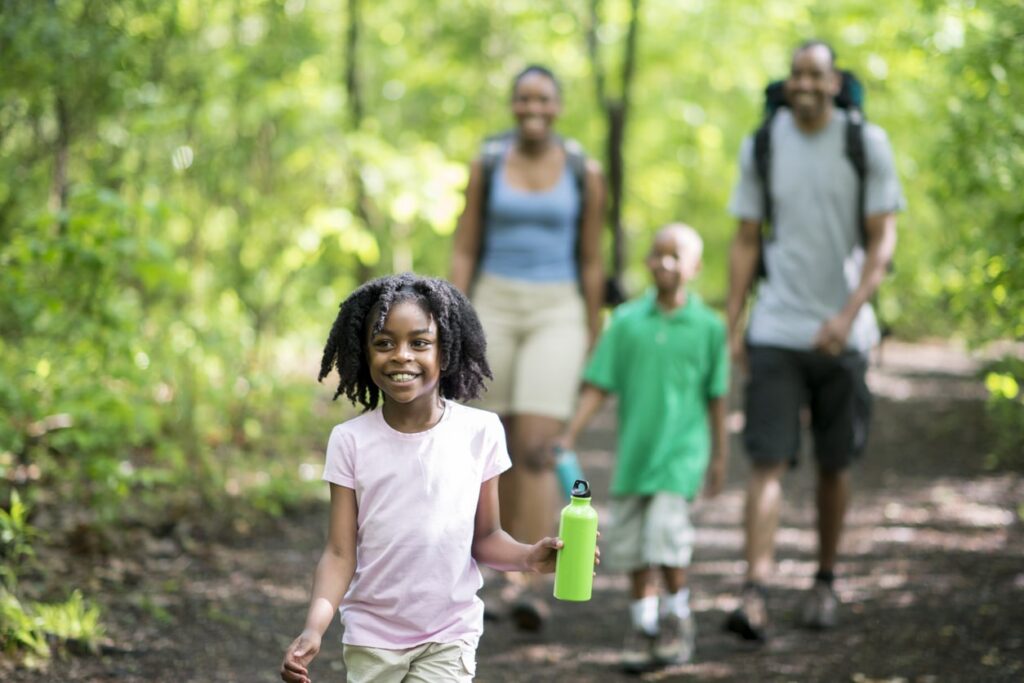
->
[322,400,511,649]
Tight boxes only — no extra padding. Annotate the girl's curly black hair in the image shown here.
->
[318,273,492,411]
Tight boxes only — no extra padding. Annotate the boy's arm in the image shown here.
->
[704,396,728,498]
[554,383,610,452]
[472,476,563,573]
[281,484,357,683]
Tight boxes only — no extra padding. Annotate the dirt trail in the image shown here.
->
[7,341,1023,682]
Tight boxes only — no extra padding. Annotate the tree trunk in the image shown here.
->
[345,0,375,283]
[587,0,641,302]
[49,95,70,235]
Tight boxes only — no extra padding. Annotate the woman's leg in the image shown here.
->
[505,413,562,542]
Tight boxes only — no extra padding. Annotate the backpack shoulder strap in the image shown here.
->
[753,115,774,225]
[478,131,515,221]
[844,108,867,247]
[560,135,588,191]
[474,132,515,284]
[480,131,514,190]
[752,111,777,279]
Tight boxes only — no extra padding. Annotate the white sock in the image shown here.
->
[663,589,691,619]
[630,596,660,635]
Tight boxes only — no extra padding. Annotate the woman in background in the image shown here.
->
[450,64,606,630]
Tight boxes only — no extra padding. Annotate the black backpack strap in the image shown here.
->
[844,108,868,248]
[561,136,587,196]
[752,112,776,280]
[479,131,515,218]
[560,136,608,300]
[474,132,515,284]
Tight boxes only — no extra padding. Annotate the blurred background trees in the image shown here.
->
[0,0,1021,657]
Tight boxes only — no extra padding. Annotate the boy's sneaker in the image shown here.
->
[800,580,839,629]
[620,626,658,673]
[654,612,696,665]
[724,584,769,642]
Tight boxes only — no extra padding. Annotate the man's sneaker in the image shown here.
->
[620,626,658,673]
[654,611,696,665]
[800,580,839,629]
[724,584,769,642]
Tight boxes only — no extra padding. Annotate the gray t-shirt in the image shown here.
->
[729,108,905,353]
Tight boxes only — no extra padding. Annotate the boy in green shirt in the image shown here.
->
[554,223,729,672]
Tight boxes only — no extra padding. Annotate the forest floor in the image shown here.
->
[4,340,1023,682]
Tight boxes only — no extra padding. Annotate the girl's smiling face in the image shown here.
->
[366,300,442,411]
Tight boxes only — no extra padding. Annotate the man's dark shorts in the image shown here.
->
[743,345,871,472]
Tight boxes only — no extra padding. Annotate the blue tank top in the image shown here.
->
[479,155,580,283]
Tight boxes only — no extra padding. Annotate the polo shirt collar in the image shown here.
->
[641,288,700,320]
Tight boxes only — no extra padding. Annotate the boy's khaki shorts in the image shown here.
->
[602,492,695,572]
[470,273,588,421]
[343,640,476,682]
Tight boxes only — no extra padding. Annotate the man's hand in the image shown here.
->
[281,629,321,683]
[813,313,853,356]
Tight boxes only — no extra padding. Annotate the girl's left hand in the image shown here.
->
[525,537,562,573]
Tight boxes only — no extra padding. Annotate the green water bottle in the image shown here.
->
[553,479,599,602]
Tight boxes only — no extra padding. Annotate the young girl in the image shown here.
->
[280,273,574,683]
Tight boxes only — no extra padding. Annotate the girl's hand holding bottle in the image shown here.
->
[522,532,601,575]
[523,536,564,574]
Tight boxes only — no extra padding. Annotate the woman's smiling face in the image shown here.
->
[511,71,562,141]
[366,300,442,409]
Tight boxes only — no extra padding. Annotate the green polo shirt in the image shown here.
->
[583,290,729,498]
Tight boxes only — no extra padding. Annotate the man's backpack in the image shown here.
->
[477,131,626,306]
[753,70,867,280]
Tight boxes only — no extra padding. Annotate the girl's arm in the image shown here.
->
[578,160,607,348]
[472,476,562,573]
[280,484,357,683]
[450,158,486,294]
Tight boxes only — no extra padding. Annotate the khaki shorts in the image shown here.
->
[603,493,695,572]
[343,640,476,682]
[470,273,588,421]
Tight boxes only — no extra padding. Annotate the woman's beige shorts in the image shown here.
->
[470,273,588,421]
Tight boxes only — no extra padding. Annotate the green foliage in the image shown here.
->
[0,491,39,590]
[0,588,106,664]
[0,588,49,659]
[927,0,1023,342]
[984,357,1024,468]
[33,590,106,655]
[921,0,1023,466]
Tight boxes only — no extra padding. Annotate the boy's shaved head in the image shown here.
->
[653,223,703,263]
